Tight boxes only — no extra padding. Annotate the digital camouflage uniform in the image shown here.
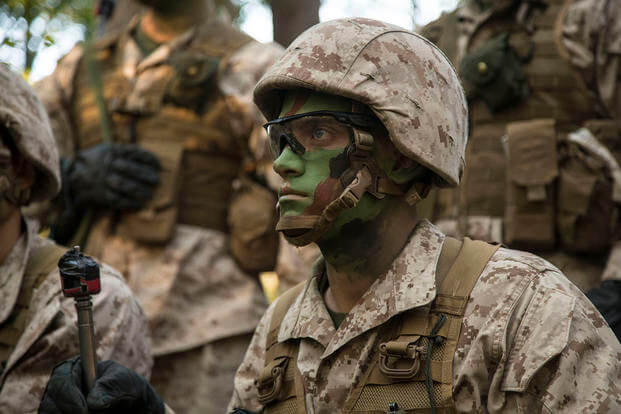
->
[230,220,621,413]
[227,18,621,413]
[421,0,621,293]
[0,221,153,414]
[36,16,282,413]
[0,64,151,413]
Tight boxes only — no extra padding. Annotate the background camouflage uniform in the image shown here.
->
[421,0,621,292]
[36,16,282,413]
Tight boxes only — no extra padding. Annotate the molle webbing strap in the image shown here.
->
[0,243,66,369]
[266,282,307,352]
[346,237,499,413]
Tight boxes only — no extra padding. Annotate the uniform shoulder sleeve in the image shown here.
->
[556,0,621,118]
[455,247,621,412]
[495,251,621,411]
[219,40,284,102]
[219,40,284,169]
[227,300,277,412]
[34,44,84,157]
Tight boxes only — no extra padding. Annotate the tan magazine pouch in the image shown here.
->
[504,119,558,249]
[118,139,184,244]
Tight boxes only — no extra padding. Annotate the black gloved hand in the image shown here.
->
[66,143,160,211]
[39,357,165,414]
[587,279,621,340]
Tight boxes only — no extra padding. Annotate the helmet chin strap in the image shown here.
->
[276,129,424,247]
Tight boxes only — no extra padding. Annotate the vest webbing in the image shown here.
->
[0,243,66,370]
[258,237,500,413]
[461,0,601,219]
[72,21,253,241]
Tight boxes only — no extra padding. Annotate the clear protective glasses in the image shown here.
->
[264,111,380,158]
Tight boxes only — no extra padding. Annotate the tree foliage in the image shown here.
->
[0,0,93,76]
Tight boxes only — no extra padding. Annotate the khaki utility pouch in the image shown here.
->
[228,177,279,274]
[460,32,530,113]
[118,139,184,244]
[504,119,558,250]
[557,127,620,253]
[258,238,500,413]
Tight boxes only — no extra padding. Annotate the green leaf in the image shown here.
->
[2,38,16,47]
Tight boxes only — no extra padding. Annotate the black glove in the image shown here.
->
[39,357,165,414]
[587,279,621,340]
[67,143,160,211]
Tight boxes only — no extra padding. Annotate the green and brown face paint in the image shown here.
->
[273,89,404,244]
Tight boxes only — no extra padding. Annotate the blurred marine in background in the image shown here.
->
[420,0,621,338]
[0,63,151,413]
[35,0,283,412]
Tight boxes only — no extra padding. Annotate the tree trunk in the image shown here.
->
[270,0,319,47]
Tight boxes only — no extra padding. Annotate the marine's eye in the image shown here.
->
[312,127,327,140]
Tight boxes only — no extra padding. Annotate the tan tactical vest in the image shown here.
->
[256,238,499,413]
[433,0,620,259]
[69,21,253,243]
[462,0,596,214]
[0,243,66,375]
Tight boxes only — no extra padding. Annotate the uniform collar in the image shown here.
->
[0,219,34,324]
[118,14,200,77]
[278,220,446,358]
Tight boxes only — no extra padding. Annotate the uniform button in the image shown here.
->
[477,61,488,74]
[187,65,199,76]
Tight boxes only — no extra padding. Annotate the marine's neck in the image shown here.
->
[318,198,419,313]
[0,206,23,265]
[140,0,209,44]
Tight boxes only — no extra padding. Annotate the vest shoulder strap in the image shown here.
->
[266,281,307,353]
[434,237,500,316]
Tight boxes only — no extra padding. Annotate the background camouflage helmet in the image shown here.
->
[254,18,468,187]
[0,64,60,202]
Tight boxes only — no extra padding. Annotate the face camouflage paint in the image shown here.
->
[272,90,404,246]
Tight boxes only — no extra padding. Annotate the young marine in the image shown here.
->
[35,0,283,411]
[39,18,621,414]
[0,64,152,413]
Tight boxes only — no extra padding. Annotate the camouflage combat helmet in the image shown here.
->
[0,64,60,203]
[254,18,468,188]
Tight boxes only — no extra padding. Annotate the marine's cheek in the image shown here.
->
[303,177,344,216]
